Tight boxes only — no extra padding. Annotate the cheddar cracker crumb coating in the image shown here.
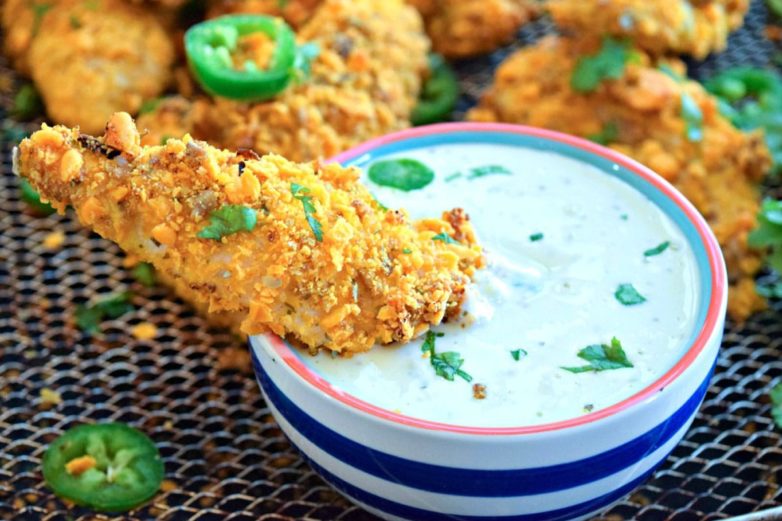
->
[548,0,750,59]
[17,114,484,353]
[468,36,770,320]
[140,0,428,161]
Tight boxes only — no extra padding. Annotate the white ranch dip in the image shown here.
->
[299,143,700,427]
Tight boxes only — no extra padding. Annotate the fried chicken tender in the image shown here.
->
[468,36,770,320]
[140,0,428,161]
[16,113,484,353]
[409,0,539,59]
[548,0,750,59]
[207,0,537,59]
[2,0,175,135]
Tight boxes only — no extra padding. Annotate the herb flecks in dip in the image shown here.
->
[300,144,700,427]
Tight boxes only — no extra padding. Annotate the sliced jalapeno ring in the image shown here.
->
[411,53,459,126]
[43,423,164,512]
[185,14,297,101]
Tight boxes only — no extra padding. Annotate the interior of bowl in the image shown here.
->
[255,122,727,435]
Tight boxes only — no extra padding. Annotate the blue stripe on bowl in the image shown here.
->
[251,346,714,498]
[339,130,714,351]
[287,432,667,521]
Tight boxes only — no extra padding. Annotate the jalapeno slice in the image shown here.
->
[42,423,164,512]
[411,53,459,126]
[185,15,297,101]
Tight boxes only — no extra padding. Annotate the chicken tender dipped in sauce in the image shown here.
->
[15,113,484,353]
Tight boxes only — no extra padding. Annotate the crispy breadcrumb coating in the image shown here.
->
[548,0,750,59]
[17,113,484,353]
[409,0,539,59]
[140,0,429,161]
[27,0,174,135]
[468,36,770,320]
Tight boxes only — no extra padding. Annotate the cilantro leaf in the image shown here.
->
[421,331,472,382]
[771,382,782,429]
[131,262,156,287]
[12,84,43,120]
[293,42,320,80]
[644,241,670,257]
[749,199,782,273]
[614,283,647,306]
[562,337,634,373]
[75,292,134,334]
[432,232,459,245]
[368,159,434,192]
[681,92,704,142]
[587,121,619,145]
[529,232,544,242]
[468,165,512,179]
[291,183,323,242]
[402,248,412,254]
[510,349,527,361]
[30,2,53,37]
[197,204,257,240]
[571,37,634,93]
[19,179,55,216]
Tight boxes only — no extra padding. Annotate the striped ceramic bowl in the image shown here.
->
[249,123,727,521]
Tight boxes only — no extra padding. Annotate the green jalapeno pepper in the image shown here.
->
[42,423,164,512]
[411,53,459,126]
[185,15,297,101]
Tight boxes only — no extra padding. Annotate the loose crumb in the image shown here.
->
[160,480,178,493]
[583,404,594,413]
[472,383,487,400]
[216,346,251,372]
[42,230,65,250]
[39,388,62,406]
[122,254,140,268]
[766,25,782,41]
[131,322,158,340]
[65,455,97,476]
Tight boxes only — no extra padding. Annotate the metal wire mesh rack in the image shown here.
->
[2,1,782,519]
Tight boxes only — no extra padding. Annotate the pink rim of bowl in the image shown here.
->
[260,122,727,436]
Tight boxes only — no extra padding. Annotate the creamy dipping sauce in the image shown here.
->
[299,143,701,427]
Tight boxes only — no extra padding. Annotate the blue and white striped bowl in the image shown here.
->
[249,123,727,521]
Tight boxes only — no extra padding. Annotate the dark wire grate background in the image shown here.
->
[2,1,782,519]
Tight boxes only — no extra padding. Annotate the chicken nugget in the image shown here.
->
[16,113,484,353]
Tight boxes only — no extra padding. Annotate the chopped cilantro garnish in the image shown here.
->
[69,14,82,29]
[291,183,323,242]
[370,192,388,212]
[293,42,320,81]
[131,262,156,287]
[197,204,258,240]
[402,248,412,254]
[75,292,134,334]
[771,382,782,428]
[681,92,704,142]
[432,232,459,245]
[31,2,53,37]
[138,98,161,115]
[749,199,782,273]
[468,164,512,179]
[421,331,472,382]
[587,121,619,145]
[658,63,683,81]
[562,337,633,373]
[19,179,55,216]
[368,159,434,191]
[571,37,635,93]
[768,0,782,17]
[445,172,462,182]
[510,349,527,361]
[159,135,173,146]
[529,232,544,242]
[614,283,647,306]
[620,214,628,221]
[644,241,670,257]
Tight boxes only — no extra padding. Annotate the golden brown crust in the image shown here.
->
[467,36,770,320]
[548,0,750,59]
[18,114,484,352]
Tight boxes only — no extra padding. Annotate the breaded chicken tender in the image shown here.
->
[548,0,750,59]
[140,0,428,161]
[208,0,537,59]
[409,0,539,59]
[468,36,770,320]
[2,0,175,135]
[16,113,484,353]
